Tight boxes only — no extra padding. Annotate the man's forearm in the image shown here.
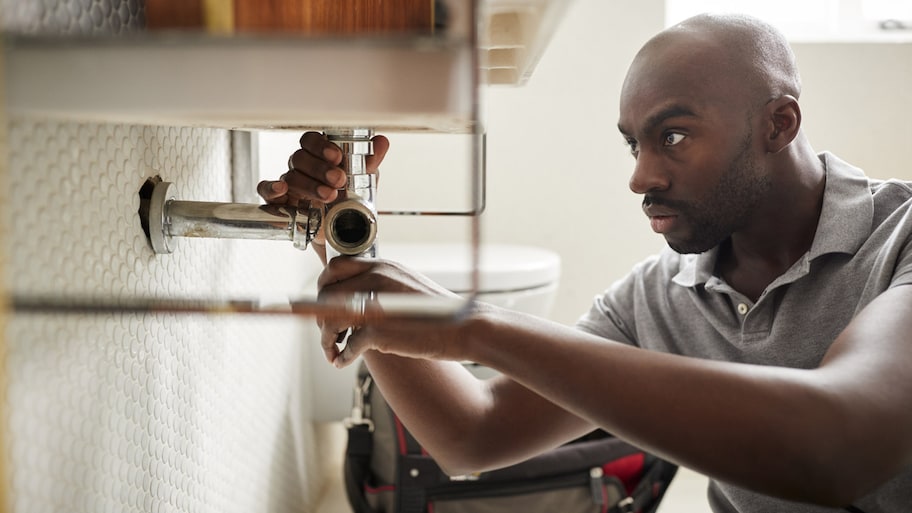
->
[361,352,496,474]
[463,307,871,505]
[362,350,594,476]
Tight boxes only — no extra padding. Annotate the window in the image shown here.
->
[665,0,912,42]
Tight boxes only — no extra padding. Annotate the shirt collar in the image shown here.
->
[672,152,873,288]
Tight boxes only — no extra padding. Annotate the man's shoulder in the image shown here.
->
[870,177,912,199]
[869,178,912,227]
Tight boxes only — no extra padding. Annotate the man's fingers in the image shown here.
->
[299,131,343,165]
[284,167,339,202]
[317,257,379,289]
[268,132,386,207]
[320,326,343,363]
[366,135,390,174]
[257,180,288,203]
[288,148,346,187]
[333,329,370,368]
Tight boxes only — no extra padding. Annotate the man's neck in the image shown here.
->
[716,148,826,301]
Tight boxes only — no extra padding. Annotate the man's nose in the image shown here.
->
[628,152,670,195]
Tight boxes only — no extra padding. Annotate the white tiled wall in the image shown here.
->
[4,118,324,512]
[0,0,144,35]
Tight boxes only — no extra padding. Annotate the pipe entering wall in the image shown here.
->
[139,129,379,257]
[140,178,323,254]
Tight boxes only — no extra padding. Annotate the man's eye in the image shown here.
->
[664,133,686,146]
[625,138,639,156]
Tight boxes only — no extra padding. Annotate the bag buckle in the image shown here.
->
[344,374,375,432]
[617,496,635,513]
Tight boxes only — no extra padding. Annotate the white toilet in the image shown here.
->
[381,242,561,381]
[380,242,562,317]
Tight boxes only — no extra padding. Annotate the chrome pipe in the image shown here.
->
[167,201,300,241]
[144,181,321,254]
[141,127,380,257]
[324,128,379,259]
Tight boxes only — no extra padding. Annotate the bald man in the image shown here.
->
[262,13,911,513]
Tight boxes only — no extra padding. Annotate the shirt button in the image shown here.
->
[737,303,749,315]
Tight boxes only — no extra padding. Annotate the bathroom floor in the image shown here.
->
[657,467,712,512]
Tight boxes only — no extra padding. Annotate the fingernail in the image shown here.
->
[317,185,334,200]
[328,169,346,187]
[323,146,340,162]
[271,181,286,192]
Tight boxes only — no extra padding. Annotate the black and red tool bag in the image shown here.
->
[343,364,678,513]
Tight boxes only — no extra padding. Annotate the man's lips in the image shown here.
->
[649,215,677,234]
[643,205,679,234]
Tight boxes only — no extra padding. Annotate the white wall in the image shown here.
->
[792,42,912,178]
[4,120,324,513]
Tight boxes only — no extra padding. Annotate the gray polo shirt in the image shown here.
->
[576,152,912,512]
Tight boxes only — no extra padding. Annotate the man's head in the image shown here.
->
[617,14,803,254]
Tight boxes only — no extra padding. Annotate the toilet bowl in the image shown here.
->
[380,242,561,317]
[381,242,561,381]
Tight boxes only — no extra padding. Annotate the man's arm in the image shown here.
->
[323,258,912,507]
[465,285,912,506]
[361,353,597,475]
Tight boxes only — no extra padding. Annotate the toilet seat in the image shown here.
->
[380,242,561,294]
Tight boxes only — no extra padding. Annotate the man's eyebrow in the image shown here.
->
[618,105,699,136]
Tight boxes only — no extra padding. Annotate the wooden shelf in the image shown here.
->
[5,34,477,132]
[3,0,572,130]
[480,0,574,85]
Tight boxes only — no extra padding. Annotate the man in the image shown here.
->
[259,14,911,512]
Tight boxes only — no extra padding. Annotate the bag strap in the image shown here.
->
[343,370,378,513]
[345,423,375,513]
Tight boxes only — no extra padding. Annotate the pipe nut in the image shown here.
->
[324,198,378,256]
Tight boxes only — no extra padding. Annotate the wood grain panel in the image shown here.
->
[147,0,434,35]
[235,0,433,34]
[146,0,205,29]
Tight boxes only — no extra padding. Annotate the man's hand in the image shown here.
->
[316,256,471,367]
[256,131,390,250]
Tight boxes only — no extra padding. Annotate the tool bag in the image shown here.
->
[343,363,678,513]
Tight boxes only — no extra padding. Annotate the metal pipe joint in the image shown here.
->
[141,128,379,257]
[323,128,378,258]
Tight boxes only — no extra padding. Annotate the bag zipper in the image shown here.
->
[424,466,626,507]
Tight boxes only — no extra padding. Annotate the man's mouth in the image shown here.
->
[649,214,678,234]
[643,200,680,235]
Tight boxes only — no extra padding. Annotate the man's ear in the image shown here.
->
[766,95,801,153]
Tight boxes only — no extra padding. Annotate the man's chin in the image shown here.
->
[665,236,719,255]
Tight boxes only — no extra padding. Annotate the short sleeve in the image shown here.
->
[575,256,663,347]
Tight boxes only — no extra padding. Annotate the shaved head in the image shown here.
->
[617,14,807,254]
[629,14,801,108]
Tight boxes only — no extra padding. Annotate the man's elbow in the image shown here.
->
[783,427,905,507]
[422,434,522,478]
[425,444,495,478]
[791,472,886,509]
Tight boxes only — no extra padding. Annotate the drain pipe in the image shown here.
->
[141,129,379,257]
